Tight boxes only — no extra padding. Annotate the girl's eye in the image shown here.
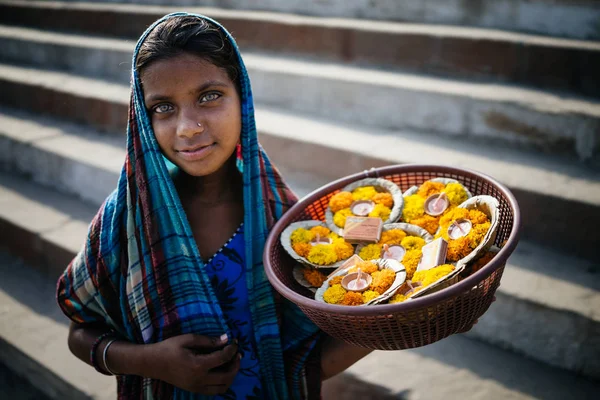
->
[200,92,221,102]
[153,104,173,114]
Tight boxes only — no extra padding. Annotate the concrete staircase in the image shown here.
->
[0,0,599,398]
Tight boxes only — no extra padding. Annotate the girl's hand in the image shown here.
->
[143,333,240,394]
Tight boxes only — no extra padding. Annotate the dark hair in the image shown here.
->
[136,16,241,90]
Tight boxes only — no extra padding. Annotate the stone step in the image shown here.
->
[1,56,599,162]
[3,0,599,40]
[1,100,599,261]
[2,10,599,97]
[0,170,599,380]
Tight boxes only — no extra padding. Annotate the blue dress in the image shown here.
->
[204,224,263,399]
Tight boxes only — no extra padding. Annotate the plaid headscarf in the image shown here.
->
[57,13,322,399]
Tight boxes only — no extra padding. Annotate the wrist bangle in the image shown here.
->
[102,338,119,376]
[90,332,114,376]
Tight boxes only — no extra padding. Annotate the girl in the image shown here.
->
[56,13,371,399]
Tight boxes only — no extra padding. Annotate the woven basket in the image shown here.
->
[263,165,521,350]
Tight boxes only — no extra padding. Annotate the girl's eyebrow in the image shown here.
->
[146,80,230,103]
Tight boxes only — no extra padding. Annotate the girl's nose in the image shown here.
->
[176,114,205,138]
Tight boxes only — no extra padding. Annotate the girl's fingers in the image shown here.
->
[200,344,238,370]
[205,353,241,385]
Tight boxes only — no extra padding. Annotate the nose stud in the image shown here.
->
[197,122,202,127]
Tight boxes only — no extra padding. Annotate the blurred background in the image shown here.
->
[0,0,599,399]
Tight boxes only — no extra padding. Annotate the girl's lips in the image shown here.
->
[177,143,216,161]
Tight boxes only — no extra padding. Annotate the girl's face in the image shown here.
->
[141,52,242,177]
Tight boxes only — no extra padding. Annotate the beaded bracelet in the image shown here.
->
[90,332,115,376]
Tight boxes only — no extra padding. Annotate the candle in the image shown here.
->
[310,233,332,246]
[448,218,472,239]
[424,192,449,216]
[350,200,375,217]
[348,269,368,290]
[341,268,373,292]
[381,244,406,261]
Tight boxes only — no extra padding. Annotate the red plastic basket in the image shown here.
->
[263,164,521,350]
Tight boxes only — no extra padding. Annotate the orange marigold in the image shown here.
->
[310,225,331,238]
[439,207,470,227]
[469,209,489,224]
[355,261,379,274]
[417,181,445,198]
[329,192,354,213]
[340,292,365,306]
[467,222,491,249]
[292,242,312,258]
[370,268,396,294]
[380,229,407,245]
[329,275,344,286]
[446,237,472,262]
[410,214,440,235]
[372,192,394,208]
[302,268,327,287]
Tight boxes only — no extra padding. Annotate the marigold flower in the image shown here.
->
[329,191,354,213]
[358,244,382,261]
[352,186,378,201]
[417,181,445,198]
[368,204,391,221]
[372,192,394,208]
[412,264,454,287]
[307,244,338,265]
[401,249,422,280]
[401,236,426,251]
[310,225,331,238]
[410,214,440,235]
[439,208,469,227]
[389,293,408,304]
[333,208,353,228]
[340,292,364,306]
[362,290,380,303]
[302,268,327,287]
[352,261,379,274]
[332,239,354,260]
[402,194,425,222]
[290,228,314,245]
[380,229,407,245]
[329,275,343,286]
[443,183,468,206]
[370,268,396,294]
[292,242,312,258]
[323,284,346,304]
[446,238,471,261]
[468,209,489,224]
[467,222,491,248]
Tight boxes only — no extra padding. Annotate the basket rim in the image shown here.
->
[263,164,521,315]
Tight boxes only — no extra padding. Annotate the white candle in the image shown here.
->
[310,233,332,246]
[348,268,369,290]
[425,192,449,216]
[350,200,375,217]
[381,244,406,261]
[448,218,472,239]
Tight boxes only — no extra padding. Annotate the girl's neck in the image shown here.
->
[175,156,242,205]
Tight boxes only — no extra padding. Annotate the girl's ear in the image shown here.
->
[236,141,244,173]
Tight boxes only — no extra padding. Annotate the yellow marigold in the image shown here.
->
[329,275,343,286]
[352,186,378,201]
[290,228,314,245]
[469,209,489,224]
[329,192,354,213]
[333,208,353,228]
[380,229,407,245]
[402,194,425,222]
[370,268,396,294]
[307,244,338,265]
[332,239,354,260]
[372,192,394,208]
[412,264,454,287]
[340,292,364,306]
[417,181,445,198]
[446,237,472,262]
[310,225,331,238]
[401,236,426,251]
[362,290,380,303]
[328,232,340,240]
[401,249,422,280]
[302,268,327,288]
[368,204,391,221]
[443,183,468,206]
[352,261,379,274]
[389,293,408,304]
[439,208,470,227]
[358,244,382,261]
[323,284,346,304]
[467,221,491,248]
[292,242,312,258]
[410,214,440,235]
